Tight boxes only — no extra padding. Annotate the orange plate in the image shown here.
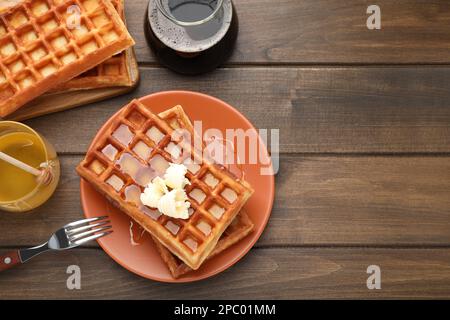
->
[80,91,275,283]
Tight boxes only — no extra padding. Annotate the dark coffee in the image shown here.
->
[145,0,238,75]
[169,0,215,23]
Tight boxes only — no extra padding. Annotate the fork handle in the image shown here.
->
[0,251,21,271]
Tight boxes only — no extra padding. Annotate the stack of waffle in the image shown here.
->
[0,0,136,118]
[77,100,255,278]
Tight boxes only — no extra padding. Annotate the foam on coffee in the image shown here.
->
[148,0,233,53]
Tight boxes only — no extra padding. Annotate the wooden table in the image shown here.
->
[1,0,450,299]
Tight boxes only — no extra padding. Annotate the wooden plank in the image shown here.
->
[5,49,140,121]
[269,154,450,246]
[126,0,450,64]
[24,67,450,154]
[1,154,449,247]
[1,247,450,299]
[6,86,136,122]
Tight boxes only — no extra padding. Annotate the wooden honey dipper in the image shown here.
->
[0,151,53,186]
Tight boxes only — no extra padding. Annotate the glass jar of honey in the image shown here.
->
[0,121,60,212]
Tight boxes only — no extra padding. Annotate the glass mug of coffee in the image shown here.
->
[145,0,238,74]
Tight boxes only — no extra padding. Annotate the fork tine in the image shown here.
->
[64,216,108,229]
[66,220,111,236]
[69,225,112,241]
[73,231,113,246]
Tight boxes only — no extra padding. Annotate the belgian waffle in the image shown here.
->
[0,0,134,117]
[153,210,254,278]
[51,0,133,92]
[77,100,254,270]
[0,0,134,93]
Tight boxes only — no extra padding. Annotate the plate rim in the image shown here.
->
[79,90,275,283]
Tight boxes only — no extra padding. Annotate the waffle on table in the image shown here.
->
[0,0,134,93]
[153,209,254,278]
[50,0,133,92]
[0,0,134,117]
[77,100,254,270]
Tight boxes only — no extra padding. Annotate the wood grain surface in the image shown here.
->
[1,155,449,248]
[127,0,450,64]
[1,248,450,299]
[1,0,450,299]
[24,67,450,154]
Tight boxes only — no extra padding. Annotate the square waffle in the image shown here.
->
[0,0,134,92]
[50,0,133,92]
[0,0,134,117]
[153,210,254,278]
[153,106,254,277]
[76,100,254,270]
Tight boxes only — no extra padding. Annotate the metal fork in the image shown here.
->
[0,216,112,272]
